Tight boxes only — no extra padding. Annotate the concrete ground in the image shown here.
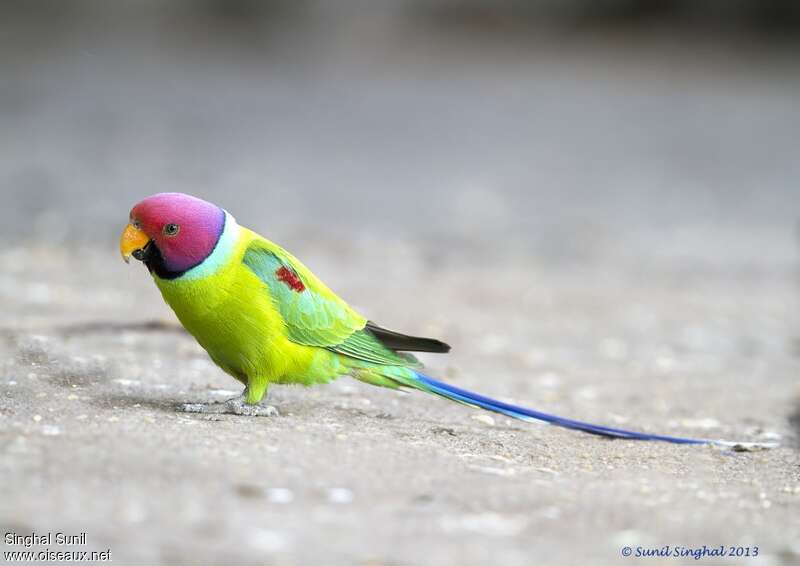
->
[1,9,799,566]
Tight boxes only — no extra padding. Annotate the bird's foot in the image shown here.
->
[180,394,279,417]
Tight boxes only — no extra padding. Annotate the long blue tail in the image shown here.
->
[410,372,766,447]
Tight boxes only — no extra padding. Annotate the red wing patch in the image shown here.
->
[275,266,306,293]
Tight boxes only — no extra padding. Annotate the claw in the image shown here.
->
[178,396,279,417]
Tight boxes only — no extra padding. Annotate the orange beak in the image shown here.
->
[119,223,151,263]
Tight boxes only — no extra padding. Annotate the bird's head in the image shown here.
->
[120,192,226,277]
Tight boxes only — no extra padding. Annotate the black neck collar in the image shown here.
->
[141,241,186,280]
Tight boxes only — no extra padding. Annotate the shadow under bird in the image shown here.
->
[119,192,770,447]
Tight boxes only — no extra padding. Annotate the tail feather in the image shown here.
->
[407,372,773,448]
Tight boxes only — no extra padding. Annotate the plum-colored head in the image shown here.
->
[120,193,226,278]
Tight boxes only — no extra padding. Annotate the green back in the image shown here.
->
[243,241,418,368]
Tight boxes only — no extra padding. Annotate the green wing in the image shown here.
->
[242,240,419,367]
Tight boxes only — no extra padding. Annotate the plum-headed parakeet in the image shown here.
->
[119,192,763,446]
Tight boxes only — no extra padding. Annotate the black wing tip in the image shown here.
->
[436,341,452,354]
[366,321,451,354]
[410,338,451,354]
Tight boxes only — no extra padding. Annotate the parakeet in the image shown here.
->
[119,192,762,446]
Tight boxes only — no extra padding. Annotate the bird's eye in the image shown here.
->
[132,219,142,230]
[163,223,180,236]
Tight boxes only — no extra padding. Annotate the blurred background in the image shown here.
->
[2,0,799,263]
[1,2,799,566]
